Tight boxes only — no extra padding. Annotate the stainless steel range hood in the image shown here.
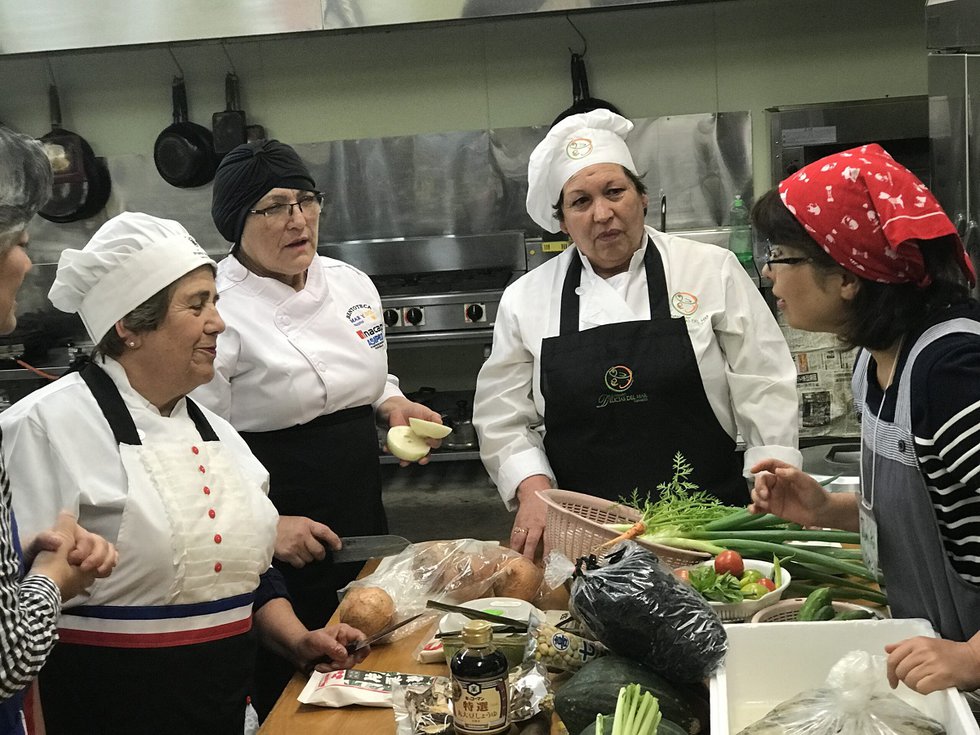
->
[0,0,729,56]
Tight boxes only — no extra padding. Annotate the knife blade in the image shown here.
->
[330,535,411,564]
[345,612,425,653]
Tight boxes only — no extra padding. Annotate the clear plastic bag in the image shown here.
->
[569,541,727,683]
[338,539,535,641]
[523,610,605,672]
[737,650,947,735]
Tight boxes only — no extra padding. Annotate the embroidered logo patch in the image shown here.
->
[565,137,593,160]
[347,303,385,349]
[597,364,648,409]
[671,291,699,316]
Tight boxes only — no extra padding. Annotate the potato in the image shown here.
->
[386,426,430,462]
[493,556,544,601]
[409,417,453,439]
[336,586,395,637]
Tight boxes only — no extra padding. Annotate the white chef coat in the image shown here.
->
[473,226,801,508]
[2,357,276,611]
[191,254,403,432]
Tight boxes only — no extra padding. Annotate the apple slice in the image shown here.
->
[386,426,431,462]
[409,417,453,440]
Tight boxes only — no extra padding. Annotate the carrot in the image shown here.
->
[597,520,646,550]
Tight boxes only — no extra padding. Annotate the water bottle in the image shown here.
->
[728,194,753,266]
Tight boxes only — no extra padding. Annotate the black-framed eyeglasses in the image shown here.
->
[248,192,324,220]
[763,245,812,269]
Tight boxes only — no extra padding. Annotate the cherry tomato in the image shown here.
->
[673,568,691,583]
[758,577,776,592]
[714,550,744,578]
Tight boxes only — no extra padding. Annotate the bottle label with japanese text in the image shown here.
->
[451,675,508,734]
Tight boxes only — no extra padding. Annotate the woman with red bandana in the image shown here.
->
[749,143,980,698]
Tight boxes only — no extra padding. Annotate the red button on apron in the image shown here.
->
[203,486,211,495]
[208,509,216,519]
[214,562,222,573]
[214,534,222,544]
[191,446,199,455]
[198,465,206,474]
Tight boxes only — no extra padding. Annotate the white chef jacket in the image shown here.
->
[191,254,403,432]
[473,226,801,509]
[2,357,276,609]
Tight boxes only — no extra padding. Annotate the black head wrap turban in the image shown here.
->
[211,139,317,247]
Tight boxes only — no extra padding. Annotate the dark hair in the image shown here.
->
[751,188,972,350]
[552,166,648,223]
[95,283,176,359]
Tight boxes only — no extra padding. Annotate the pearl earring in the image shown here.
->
[128,341,136,348]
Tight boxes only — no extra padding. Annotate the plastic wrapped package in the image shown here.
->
[569,542,727,683]
[737,650,947,735]
[523,610,606,672]
[337,539,537,642]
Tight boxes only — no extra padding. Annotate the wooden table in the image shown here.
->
[259,559,565,734]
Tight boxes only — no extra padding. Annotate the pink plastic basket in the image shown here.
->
[538,488,710,569]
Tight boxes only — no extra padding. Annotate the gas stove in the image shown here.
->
[319,232,527,344]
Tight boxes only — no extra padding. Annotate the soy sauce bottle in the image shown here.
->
[450,619,509,735]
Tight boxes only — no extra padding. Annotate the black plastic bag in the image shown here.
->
[569,542,727,682]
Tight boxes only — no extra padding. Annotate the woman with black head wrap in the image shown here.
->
[193,139,442,716]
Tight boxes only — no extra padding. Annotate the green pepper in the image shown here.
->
[739,570,763,586]
[741,582,770,600]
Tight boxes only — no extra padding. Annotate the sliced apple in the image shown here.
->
[386,426,431,462]
[409,417,453,440]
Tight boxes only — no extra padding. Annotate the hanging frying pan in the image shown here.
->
[211,72,247,158]
[38,84,112,223]
[153,76,218,188]
[550,53,622,127]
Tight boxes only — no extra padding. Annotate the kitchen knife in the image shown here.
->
[425,599,529,629]
[330,535,411,563]
[345,612,425,653]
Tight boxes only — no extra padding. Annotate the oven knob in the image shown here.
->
[383,308,399,327]
[465,303,484,322]
[405,307,424,325]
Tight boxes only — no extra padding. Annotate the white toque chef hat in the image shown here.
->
[49,212,216,343]
[526,109,637,231]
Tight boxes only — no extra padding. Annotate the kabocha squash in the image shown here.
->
[554,655,709,735]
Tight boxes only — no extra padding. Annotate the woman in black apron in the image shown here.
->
[747,144,980,697]
[196,140,442,716]
[474,110,802,558]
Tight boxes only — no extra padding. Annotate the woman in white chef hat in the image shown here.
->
[473,110,802,557]
[1,212,367,735]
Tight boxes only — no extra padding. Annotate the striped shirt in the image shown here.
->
[0,435,61,703]
[866,304,980,585]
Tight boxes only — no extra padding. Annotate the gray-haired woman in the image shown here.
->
[0,126,117,735]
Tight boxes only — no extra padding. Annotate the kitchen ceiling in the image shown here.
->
[0,0,731,56]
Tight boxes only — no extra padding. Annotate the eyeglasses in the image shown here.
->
[763,246,812,269]
[248,192,324,221]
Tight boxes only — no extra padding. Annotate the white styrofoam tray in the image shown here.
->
[709,618,978,734]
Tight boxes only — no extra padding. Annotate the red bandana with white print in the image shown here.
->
[778,143,975,287]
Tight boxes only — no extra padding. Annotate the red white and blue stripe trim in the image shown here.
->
[57,593,254,648]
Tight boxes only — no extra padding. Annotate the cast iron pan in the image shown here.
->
[38,84,112,223]
[550,52,622,128]
[211,72,247,158]
[154,76,217,188]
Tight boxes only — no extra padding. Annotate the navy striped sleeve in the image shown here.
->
[910,333,980,585]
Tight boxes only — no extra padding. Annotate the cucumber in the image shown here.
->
[833,608,875,621]
[797,587,832,621]
[811,605,836,621]
[555,655,709,735]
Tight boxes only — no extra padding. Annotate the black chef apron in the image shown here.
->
[239,404,387,717]
[541,241,747,505]
[38,364,255,735]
